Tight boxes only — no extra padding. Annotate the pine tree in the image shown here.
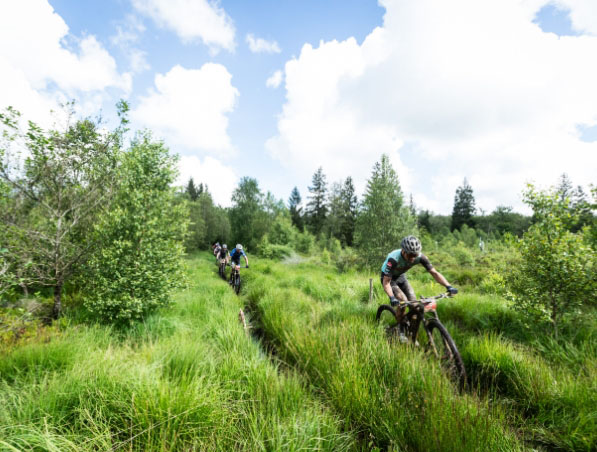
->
[340,177,357,246]
[451,178,476,231]
[186,177,199,201]
[305,167,328,235]
[355,155,417,267]
[288,186,304,231]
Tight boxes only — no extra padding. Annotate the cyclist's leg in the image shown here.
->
[396,276,416,302]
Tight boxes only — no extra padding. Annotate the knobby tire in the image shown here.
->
[425,318,467,390]
[234,273,241,295]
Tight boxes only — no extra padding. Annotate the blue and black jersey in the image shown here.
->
[381,249,433,279]
[230,248,246,263]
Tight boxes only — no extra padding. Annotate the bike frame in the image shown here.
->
[391,293,449,343]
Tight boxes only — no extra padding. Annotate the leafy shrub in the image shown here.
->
[294,231,315,254]
[479,271,507,295]
[259,243,293,260]
[335,247,360,273]
[82,134,187,324]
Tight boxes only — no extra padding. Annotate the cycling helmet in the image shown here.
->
[222,244,227,250]
[236,244,243,250]
[215,242,220,246]
[401,235,422,255]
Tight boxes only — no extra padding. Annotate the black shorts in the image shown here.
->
[380,272,416,301]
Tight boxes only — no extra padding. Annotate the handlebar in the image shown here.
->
[396,292,455,309]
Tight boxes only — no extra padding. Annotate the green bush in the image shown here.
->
[82,134,187,324]
[294,231,315,254]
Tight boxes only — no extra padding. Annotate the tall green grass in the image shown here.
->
[0,253,355,451]
[243,257,596,452]
[242,264,524,452]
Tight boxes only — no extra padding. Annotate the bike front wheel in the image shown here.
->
[234,274,241,295]
[423,318,466,389]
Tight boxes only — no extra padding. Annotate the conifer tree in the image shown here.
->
[355,155,416,267]
[451,178,476,231]
[339,177,358,246]
[186,177,199,201]
[288,186,304,231]
[306,167,328,235]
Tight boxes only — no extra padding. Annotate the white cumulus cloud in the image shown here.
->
[132,0,235,53]
[246,33,281,54]
[266,0,597,213]
[0,0,130,126]
[266,70,283,88]
[131,64,239,154]
[177,155,236,206]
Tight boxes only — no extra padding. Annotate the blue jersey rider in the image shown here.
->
[229,244,249,284]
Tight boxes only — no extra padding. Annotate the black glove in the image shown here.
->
[446,286,458,295]
[246,264,249,268]
[389,296,399,307]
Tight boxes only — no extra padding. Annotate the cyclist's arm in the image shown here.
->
[428,268,451,288]
[243,253,248,266]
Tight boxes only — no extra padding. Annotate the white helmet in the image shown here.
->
[236,244,243,250]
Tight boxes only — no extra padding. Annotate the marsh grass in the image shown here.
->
[243,257,595,452]
[0,253,355,451]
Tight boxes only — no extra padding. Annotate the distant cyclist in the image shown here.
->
[212,242,221,262]
[381,235,457,309]
[217,244,230,265]
[229,244,249,284]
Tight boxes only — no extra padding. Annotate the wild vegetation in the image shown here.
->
[1,103,595,450]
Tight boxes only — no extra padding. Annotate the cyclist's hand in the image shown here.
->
[446,286,458,295]
[389,296,399,307]
[245,264,249,268]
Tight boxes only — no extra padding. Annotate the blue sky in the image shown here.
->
[1,0,596,213]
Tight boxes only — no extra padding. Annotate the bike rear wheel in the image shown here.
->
[423,318,466,389]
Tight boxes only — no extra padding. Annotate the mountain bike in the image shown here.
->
[376,292,466,389]
[229,264,248,295]
[218,258,228,280]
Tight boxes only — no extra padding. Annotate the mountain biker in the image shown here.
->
[229,244,249,284]
[212,242,221,257]
[217,244,230,265]
[381,236,457,336]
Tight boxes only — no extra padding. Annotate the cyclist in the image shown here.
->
[229,244,249,285]
[381,235,457,339]
[212,242,221,264]
[217,244,230,265]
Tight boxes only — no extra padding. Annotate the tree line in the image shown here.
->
[2,102,594,332]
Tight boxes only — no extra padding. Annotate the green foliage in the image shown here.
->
[305,167,328,235]
[256,234,293,260]
[288,186,304,231]
[82,133,187,324]
[0,105,124,318]
[335,247,360,273]
[1,254,355,451]
[229,177,268,251]
[506,184,596,336]
[451,178,476,231]
[184,198,206,251]
[267,212,295,245]
[325,177,357,246]
[294,230,315,254]
[355,154,417,268]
